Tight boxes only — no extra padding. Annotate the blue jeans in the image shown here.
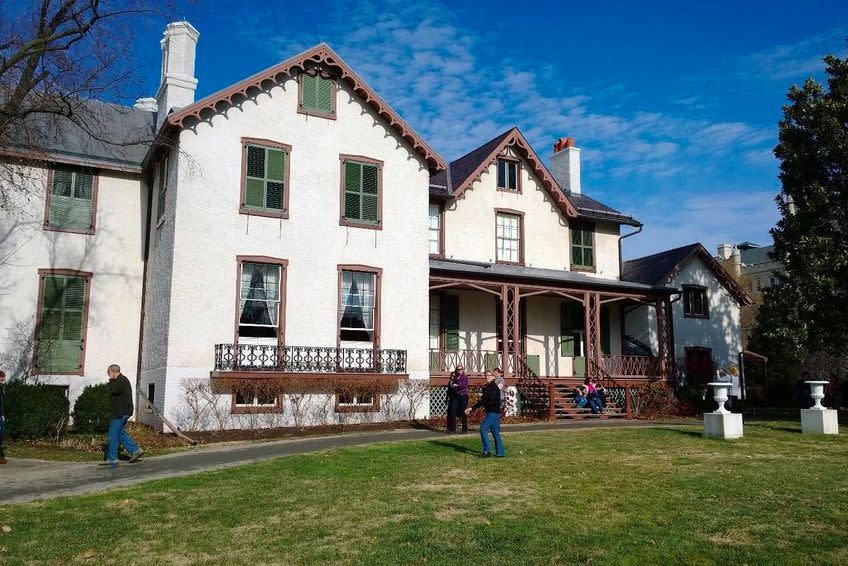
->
[479,412,505,456]
[107,415,139,462]
[0,419,5,458]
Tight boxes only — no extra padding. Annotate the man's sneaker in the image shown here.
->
[128,449,145,463]
[98,460,119,467]
[479,452,492,458]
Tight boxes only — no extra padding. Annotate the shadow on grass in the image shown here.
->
[652,426,703,439]
[426,439,480,455]
[746,422,801,434]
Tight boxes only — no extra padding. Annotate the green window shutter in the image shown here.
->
[316,76,333,113]
[600,304,611,355]
[301,74,318,109]
[361,164,378,223]
[244,145,287,212]
[443,295,460,351]
[38,275,86,372]
[343,161,380,224]
[560,302,575,356]
[49,169,93,229]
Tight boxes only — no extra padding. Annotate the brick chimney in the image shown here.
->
[550,137,581,194]
[155,21,199,128]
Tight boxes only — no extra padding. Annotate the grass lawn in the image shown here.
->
[1,422,846,565]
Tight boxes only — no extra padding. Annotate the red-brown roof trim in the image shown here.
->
[451,127,577,218]
[165,43,446,173]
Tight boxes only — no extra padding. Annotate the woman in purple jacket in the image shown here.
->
[447,365,469,433]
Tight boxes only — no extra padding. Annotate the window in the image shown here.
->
[497,158,519,192]
[571,223,595,270]
[156,156,169,224]
[45,167,96,233]
[232,385,281,413]
[35,271,91,374]
[768,276,777,288]
[683,286,709,318]
[336,392,379,412]
[148,383,155,404]
[428,202,442,255]
[340,156,382,228]
[241,139,290,217]
[428,294,441,350]
[496,211,522,263]
[298,73,335,118]
[238,262,282,339]
[339,269,378,343]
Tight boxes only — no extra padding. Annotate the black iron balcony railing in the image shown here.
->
[214,344,407,374]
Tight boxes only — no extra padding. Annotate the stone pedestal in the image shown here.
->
[704,412,744,439]
[801,409,839,435]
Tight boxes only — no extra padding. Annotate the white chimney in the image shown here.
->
[133,97,158,112]
[717,243,734,260]
[155,21,199,128]
[550,137,581,194]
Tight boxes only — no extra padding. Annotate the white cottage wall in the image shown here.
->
[154,76,431,424]
[0,163,146,410]
[443,151,572,270]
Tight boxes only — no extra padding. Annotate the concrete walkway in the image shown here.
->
[0,419,695,505]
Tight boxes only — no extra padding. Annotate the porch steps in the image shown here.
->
[549,383,626,420]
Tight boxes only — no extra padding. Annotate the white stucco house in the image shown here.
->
[622,243,753,386]
[0,20,747,429]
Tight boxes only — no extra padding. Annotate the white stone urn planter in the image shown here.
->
[703,382,743,439]
[802,380,839,434]
[707,382,733,414]
[806,380,829,410]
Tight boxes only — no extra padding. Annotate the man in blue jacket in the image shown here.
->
[100,364,143,467]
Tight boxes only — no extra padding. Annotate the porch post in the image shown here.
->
[500,284,511,377]
[584,291,601,378]
[655,298,673,381]
[510,284,521,378]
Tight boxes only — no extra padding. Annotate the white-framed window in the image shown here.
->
[234,386,278,407]
[496,212,521,263]
[497,158,519,191]
[340,270,376,342]
[428,202,441,255]
[338,392,374,407]
[239,262,281,338]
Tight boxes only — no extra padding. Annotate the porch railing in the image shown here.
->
[600,355,660,378]
[428,349,514,374]
[214,344,407,374]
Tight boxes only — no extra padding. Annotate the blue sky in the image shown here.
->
[133,0,847,258]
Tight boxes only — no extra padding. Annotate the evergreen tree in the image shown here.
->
[752,49,848,364]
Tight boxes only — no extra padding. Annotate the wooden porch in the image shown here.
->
[429,259,677,419]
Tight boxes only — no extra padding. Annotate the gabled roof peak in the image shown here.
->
[164,43,446,172]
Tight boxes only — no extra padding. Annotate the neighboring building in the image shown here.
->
[1,20,734,429]
[623,244,753,385]
[717,241,783,302]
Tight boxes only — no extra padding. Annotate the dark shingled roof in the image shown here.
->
[4,99,155,171]
[430,129,640,225]
[740,244,774,267]
[622,243,701,285]
[569,193,641,227]
[623,243,754,306]
[431,258,676,293]
[429,128,513,195]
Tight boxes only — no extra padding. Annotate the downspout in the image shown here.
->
[618,223,643,278]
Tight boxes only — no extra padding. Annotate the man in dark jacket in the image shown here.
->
[100,364,143,467]
[0,370,7,464]
[465,370,505,457]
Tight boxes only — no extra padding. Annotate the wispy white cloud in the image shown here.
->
[737,29,843,81]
